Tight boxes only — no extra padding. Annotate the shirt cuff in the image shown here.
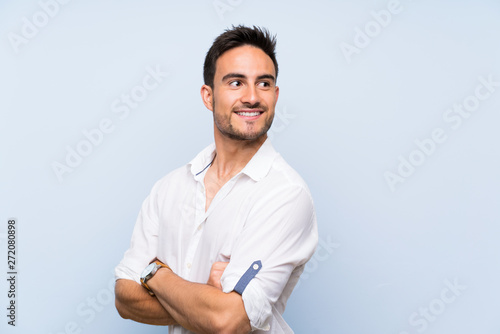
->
[114,261,141,285]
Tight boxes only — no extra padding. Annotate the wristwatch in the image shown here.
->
[140,260,169,296]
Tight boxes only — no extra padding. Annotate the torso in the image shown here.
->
[204,166,225,211]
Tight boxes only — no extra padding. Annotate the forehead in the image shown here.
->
[215,45,275,79]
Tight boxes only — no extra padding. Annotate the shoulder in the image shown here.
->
[152,143,215,192]
[148,164,192,198]
[244,155,317,236]
[247,153,315,217]
[265,153,313,198]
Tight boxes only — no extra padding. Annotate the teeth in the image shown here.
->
[237,111,260,116]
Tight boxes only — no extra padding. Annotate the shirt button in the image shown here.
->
[197,225,203,231]
[186,263,192,269]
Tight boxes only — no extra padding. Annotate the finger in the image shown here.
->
[211,261,229,270]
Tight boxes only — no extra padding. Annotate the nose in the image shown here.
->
[241,84,259,106]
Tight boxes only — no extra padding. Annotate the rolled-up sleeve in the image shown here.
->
[220,185,318,331]
[114,181,161,284]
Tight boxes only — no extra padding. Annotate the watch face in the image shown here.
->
[141,263,156,280]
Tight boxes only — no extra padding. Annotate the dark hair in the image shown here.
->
[203,25,278,88]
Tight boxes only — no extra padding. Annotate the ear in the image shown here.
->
[201,84,214,111]
[275,85,280,104]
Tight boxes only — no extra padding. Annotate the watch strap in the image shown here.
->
[141,260,170,296]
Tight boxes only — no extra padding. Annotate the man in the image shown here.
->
[115,25,318,333]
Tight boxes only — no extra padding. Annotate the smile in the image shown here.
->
[235,111,262,116]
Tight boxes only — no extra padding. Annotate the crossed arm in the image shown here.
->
[115,262,252,334]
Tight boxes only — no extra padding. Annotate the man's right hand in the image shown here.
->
[207,261,229,290]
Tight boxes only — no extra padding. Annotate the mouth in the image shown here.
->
[234,109,264,120]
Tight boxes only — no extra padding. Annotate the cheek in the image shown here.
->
[215,94,237,111]
[264,91,277,103]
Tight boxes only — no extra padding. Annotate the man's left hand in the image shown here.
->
[207,261,229,290]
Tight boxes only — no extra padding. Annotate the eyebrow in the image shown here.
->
[221,73,276,83]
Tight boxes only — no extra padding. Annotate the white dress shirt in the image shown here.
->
[115,139,318,333]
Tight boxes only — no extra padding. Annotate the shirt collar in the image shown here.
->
[188,138,277,182]
[189,143,216,180]
[240,138,277,182]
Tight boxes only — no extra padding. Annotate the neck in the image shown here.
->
[211,127,267,180]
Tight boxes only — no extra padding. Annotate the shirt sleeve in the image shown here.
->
[220,184,318,331]
[114,181,161,284]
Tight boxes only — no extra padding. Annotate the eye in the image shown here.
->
[258,81,271,88]
[229,80,242,87]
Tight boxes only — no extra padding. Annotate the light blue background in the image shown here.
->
[1,0,499,333]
